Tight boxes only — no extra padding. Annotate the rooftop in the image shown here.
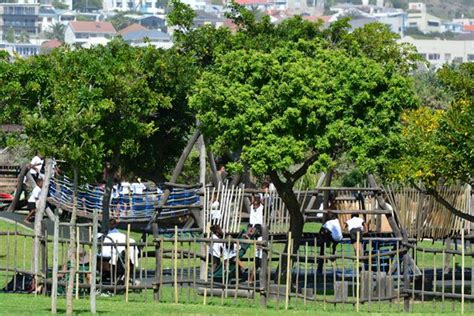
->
[68,21,116,34]
[118,23,147,36]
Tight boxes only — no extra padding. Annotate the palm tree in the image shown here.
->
[46,22,66,41]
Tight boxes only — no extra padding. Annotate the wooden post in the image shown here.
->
[285,231,292,310]
[174,226,179,304]
[90,210,98,314]
[203,241,209,305]
[356,231,360,312]
[41,220,48,295]
[260,225,269,307]
[125,224,131,303]
[153,223,161,301]
[403,254,410,312]
[51,210,59,314]
[461,229,465,314]
[75,227,80,300]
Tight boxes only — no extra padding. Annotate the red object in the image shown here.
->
[0,193,13,201]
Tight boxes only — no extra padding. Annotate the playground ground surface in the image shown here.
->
[0,290,471,315]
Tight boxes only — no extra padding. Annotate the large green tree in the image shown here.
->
[7,39,195,312]
[190,39,419,248]
[166,1,421,249]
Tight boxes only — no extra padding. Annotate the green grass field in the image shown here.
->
[0,289,472,315]
[1,219,473,314]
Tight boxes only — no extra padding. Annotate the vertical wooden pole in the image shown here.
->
[303,242,308,306]
[356,231,360,313]
[42,221,48,295]
[462,230,465,314]
[174,226,179,304]
[153,223,160,301]
[75,227,79,300]
[51,210,59,314]
[368,239,372,310]
[403,253,410,312]
[125,224,131,303]
[285,232,292,310]
[90,210,98,314]
[260,226,268,308]
[203,241,209,305]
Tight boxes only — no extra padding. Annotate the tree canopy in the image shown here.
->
[185,6,420,246]
[391,63,473,188]
[4,39,196,182]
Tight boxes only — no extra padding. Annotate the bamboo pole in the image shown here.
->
[174,226,179,304]
[285,232,292,310]
[203,241,209,305]
[90,210,98,314]
[234,240,240,303]
[462,230,465,314]
[452,253,455,312]
[13,223,17,291]
[304,242,308,306]
[125,224,131,303]
[368,239,372,310]
[51,211,59,314]
[356,231,360,313]
[75,227,79,300]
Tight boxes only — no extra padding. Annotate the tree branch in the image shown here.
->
[290,152,318,183]
[412,182,474,222]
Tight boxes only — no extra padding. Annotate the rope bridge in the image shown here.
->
[48,176,200,221]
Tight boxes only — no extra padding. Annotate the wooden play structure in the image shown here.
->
[0,126,473,314]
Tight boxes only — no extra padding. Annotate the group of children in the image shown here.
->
[209,223,263,283]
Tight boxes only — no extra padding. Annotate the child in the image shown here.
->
[346,214,367,257]
[24,179,42,224]
[249,196,263,227]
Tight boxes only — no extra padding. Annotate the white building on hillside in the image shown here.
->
[401,36,474,67]
[407,2,442,33]
[64,21,116,46]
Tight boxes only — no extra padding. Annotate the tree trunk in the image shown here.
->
[101,167,115,235]
[66,167,78,315]
[33,159,54,281]
[269,171,304,277]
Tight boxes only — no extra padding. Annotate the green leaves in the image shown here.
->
[389,63,474,187]
[191,37,418,182]
[6,38,195,182]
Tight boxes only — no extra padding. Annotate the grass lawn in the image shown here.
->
[0,290,472,315]
[1,219,473,315]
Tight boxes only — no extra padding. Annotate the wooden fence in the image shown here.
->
[2,222,474,313]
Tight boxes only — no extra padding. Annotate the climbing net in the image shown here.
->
[48,176,200,220]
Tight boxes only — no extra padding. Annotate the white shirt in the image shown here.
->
[323,219,343,242]
[120,182,131,195]
[210,234,224,258]
[98,230,139,265]
[130,182,146,194]
[346,217,364,232]
[250,204,263,226]
[28,185,42,204]
[210,200,221,221]
[30,156,43,175]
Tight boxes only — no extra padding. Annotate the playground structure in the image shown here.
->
[0,126,472,314]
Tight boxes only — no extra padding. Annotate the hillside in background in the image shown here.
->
[325,1,474,19]
[389,0,474,19]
